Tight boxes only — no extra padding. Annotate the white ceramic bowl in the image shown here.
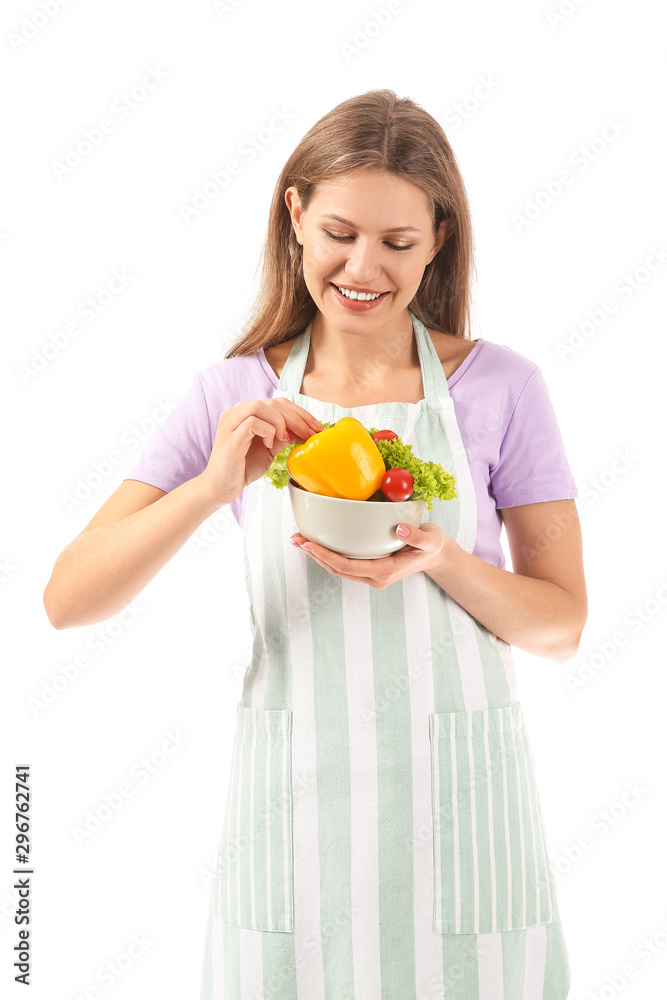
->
[288,479,427,559]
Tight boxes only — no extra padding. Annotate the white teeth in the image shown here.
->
[335,284,384,301]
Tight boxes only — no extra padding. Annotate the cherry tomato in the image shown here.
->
[372,429,400,442]
[381,468,414,502]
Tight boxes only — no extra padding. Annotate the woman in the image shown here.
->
[44,90,586,999]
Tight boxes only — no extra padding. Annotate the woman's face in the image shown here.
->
[284,168,447,327]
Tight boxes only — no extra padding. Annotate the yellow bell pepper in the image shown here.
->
[287,416,386,500]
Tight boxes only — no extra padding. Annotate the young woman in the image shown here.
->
[44,90,586,999]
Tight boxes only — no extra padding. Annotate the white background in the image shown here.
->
[2,0,666,997]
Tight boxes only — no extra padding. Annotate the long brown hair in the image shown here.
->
[224,89,475,359]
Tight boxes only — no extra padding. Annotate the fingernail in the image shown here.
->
[396,524,409,536]
[282,431,290,440]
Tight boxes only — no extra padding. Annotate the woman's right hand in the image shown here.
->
[198,398,325,508]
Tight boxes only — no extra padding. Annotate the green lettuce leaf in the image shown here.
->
[263,420,457,511]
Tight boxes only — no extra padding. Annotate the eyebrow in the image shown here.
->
[319,213,422,234]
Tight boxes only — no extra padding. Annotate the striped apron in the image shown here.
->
[200,310,571,999]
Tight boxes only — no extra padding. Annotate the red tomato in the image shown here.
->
[372,429,399,442]
[381,468,414,502]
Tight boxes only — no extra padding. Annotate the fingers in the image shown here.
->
[242,416,282,451]
[282,401,325,441]
[218,401,324,477]
[234,399,323,445]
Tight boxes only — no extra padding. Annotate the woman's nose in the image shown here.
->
[344,241,382,284]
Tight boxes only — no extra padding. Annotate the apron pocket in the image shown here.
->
[429,703,556,934]
[211,702,294,932]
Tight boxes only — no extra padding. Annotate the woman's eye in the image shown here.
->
[321,229,414,252]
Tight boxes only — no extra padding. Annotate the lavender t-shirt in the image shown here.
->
[123,339,578,570]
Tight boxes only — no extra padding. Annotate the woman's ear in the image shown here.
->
[284,186,304,244]
[429,217,453,261]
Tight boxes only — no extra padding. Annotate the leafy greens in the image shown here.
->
[263,420,457,511]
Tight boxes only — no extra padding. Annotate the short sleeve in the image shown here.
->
[490,367,578,508]
[123,371,213,492]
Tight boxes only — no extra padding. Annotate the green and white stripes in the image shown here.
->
[212,703,293,932]
[202,311,570,999]
[429,705,555,934]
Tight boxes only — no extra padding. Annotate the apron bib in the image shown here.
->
[204,310,571,1000]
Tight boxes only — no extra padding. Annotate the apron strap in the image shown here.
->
[276,310,451,400]
[276,318,313,394]
[412,311,451,400]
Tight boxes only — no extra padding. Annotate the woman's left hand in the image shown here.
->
[290,522,453,589]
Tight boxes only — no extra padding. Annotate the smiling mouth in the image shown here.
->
[330,282,390,302]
